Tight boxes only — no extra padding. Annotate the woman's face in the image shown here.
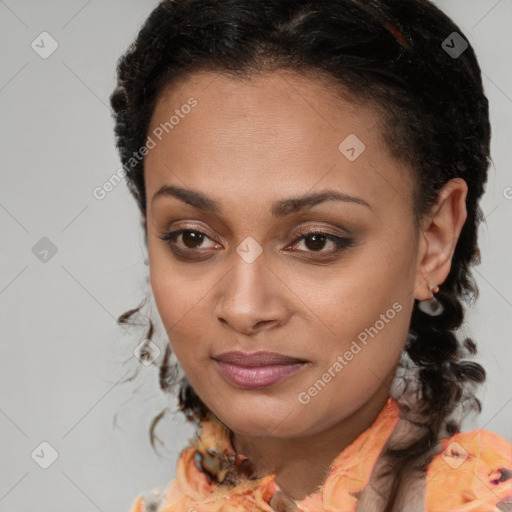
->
[144,69,424,438]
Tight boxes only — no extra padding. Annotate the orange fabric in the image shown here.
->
[128,397,512,512]
[128,495,145,512]
[426,429,512,512]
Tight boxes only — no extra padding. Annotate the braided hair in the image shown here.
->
[110,0,489,508]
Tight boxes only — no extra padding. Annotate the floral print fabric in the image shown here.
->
[129,397,512,512]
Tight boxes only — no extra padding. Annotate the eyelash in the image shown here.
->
[158,227,354,259]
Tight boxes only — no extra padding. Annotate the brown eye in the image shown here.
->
[289,231,354,255]
[303,233,329,251]
[181,230,205,249]
[158,227,354,261]
[158,229,220,254]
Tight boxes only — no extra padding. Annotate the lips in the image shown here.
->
[212,350,307,366]
[212,350,308,389]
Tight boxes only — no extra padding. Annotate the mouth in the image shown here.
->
[211,350,309,390]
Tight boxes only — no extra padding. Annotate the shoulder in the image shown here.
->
[425,428,512,512]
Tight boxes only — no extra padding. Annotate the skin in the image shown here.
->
[143,69,468,506]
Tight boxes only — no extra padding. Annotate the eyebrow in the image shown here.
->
[151,185,371,216]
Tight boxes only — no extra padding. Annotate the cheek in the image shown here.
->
[314,237,416,342]
[304,235,417,404]
[148,253,210,363]
[148,234,199,320]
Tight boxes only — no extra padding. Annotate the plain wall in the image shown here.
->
[0,1,511,511]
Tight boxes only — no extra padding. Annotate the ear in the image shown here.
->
[414,178,468,301]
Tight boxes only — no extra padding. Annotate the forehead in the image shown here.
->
[144,69,413,217]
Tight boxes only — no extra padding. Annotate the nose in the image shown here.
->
[221,317,278,336]
[215,257,290,336]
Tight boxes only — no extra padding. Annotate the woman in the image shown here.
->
[110,0,512,510]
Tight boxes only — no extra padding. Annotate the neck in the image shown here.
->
[231,385,393,502]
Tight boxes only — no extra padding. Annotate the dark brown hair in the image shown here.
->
[110,0,489,508]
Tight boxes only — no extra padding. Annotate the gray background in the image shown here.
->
[0,1,511,511]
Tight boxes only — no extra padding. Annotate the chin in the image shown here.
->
[211,400,308,438]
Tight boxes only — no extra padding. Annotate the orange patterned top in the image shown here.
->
[128,397,512,512]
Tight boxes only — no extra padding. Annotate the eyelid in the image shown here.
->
[291,223,350,239]
[163,221,350,245]
[165,221,219,241]
[159,223,354,258]
[285,230,354,255]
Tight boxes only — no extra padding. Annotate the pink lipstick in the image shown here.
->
[212,350,308,389]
